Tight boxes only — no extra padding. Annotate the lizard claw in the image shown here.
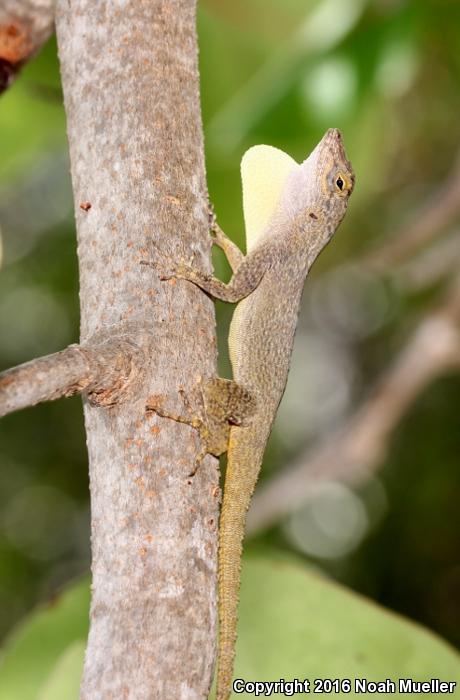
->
[141,259,175,281]
[159,270,175,281]
[187,447,206,478]
[140,259,157,270]
[140,250,179,281]
[208,199,217,227]
[140,237,198,282]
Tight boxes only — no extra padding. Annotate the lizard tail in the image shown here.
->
[216,424,267,700]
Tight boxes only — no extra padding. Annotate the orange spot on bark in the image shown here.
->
[79,201,92,211]
[0,22,32,64]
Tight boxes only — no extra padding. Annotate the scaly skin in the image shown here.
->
[148,129,354,699]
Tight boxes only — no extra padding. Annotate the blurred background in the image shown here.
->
[0,0,459,651]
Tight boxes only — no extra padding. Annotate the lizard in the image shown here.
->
[144,128,354,700]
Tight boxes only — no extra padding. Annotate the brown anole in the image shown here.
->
[145,128,354,699]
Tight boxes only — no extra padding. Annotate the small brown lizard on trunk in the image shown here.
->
[145,128,354,699]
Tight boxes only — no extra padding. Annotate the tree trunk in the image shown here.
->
[55,1,219,697]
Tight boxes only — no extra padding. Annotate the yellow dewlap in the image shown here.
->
[241,145,298,252]
[229,145,299,375]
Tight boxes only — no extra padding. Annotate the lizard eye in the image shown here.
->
[333,170,351,195]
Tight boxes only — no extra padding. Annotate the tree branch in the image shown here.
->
[55,0,219,697]
[0,0,55,92]
[247,281,460,535]
[395,231,460,293]
[0,338,145,418]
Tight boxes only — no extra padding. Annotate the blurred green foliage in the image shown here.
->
[0,0,459,677]
[0,578,88,700]
[1,559,458,699]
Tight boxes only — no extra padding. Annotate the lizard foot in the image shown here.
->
[146,378,256,478]
[140,244,197,282]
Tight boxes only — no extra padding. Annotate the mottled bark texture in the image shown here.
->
[0,0,55,92]
[56,1,219,698]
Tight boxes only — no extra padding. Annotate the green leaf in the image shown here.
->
[37,641,85,700]
[0,38,65,184]
[233,557,460,696]
[1,560,459,699]
[0,578,89,700]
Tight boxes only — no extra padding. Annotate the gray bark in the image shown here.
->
[55,1,219,698]
[0,340,145,417]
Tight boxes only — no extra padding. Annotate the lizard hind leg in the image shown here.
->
[201,377,256,433]
[146,386,208,479]
[146,378,256,477]
[145,388,203,430]
[188,377,257,477]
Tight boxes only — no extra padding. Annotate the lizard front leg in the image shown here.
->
[143,245,270,304]
[208,203,245,273]
[210,222,245,273]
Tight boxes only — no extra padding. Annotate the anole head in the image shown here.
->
[317,127,354,199]
[282,128,355,242]
[240,130,354,252]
